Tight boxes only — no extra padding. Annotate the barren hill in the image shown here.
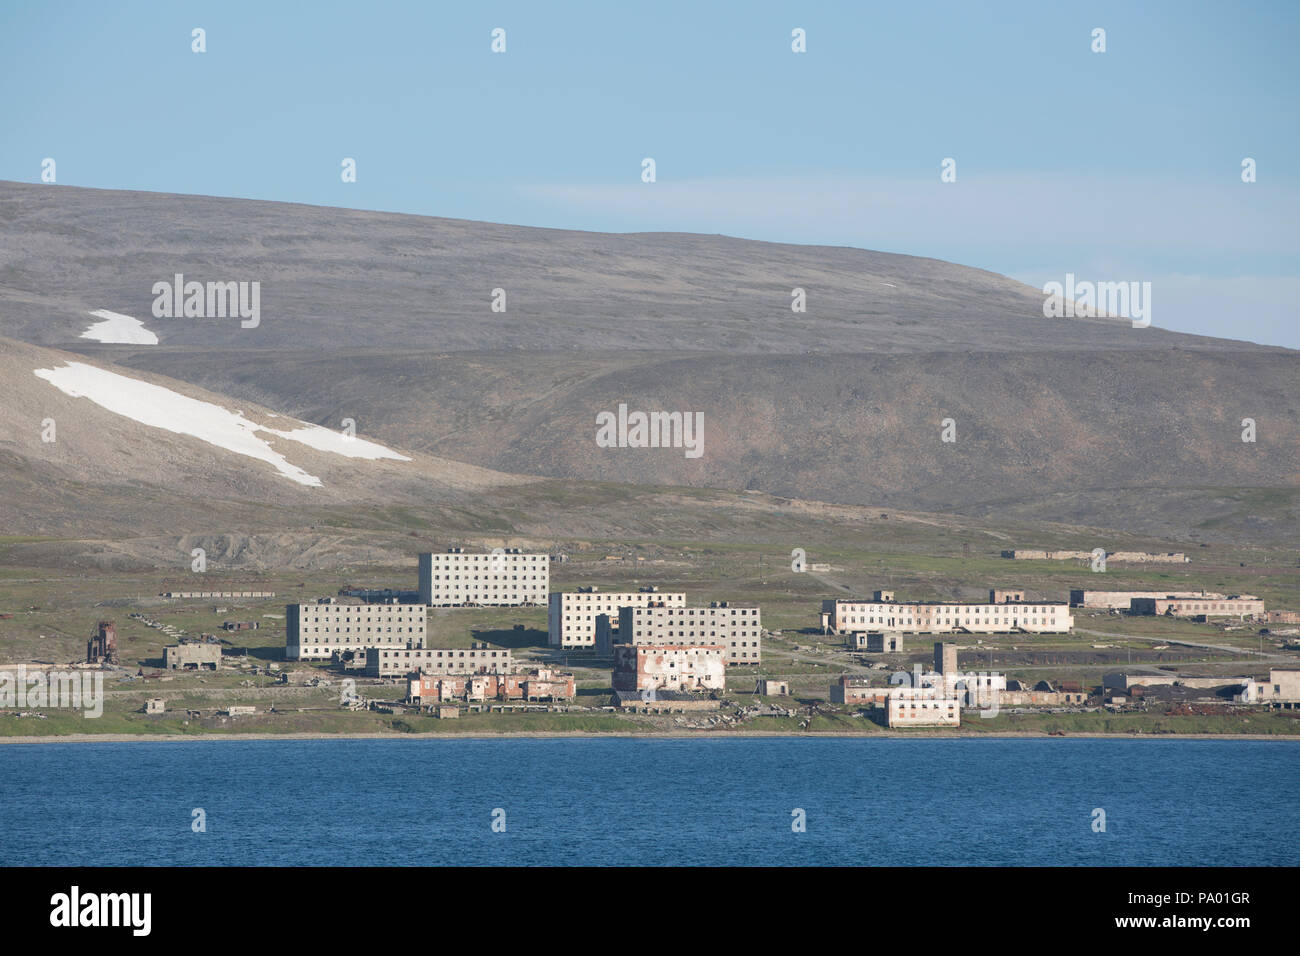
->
[1,181,1296,542]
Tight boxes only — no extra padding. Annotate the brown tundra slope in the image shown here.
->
[1,181,1296,542]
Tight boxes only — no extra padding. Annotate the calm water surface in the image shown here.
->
[1,738,1295,866]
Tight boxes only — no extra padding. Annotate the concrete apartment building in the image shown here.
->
[548,586,686,649]
[418,548,549,606]
[408,668,575,704]
[1129,594,1264,620]
[597,603,763,664]
[887,688,961,727]
[821,590,1072,636]
[366,643,513,677]
[285,598,427,661]
[612,643,726,694]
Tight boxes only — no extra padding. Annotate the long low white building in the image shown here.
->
[286,599,426,660]
[822,589,1073,635]
[548,587,686,648]
[418,548,549,606]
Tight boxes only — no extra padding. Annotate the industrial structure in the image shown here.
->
[163,640,223,670]
[86,620,116,664]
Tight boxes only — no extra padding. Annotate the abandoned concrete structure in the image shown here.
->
[86,620,117,664]
[830,676,891,706]
[847,631,903,652]
[548,587,686,648]
[1005,550,1188,563]
[418,548,549,607]
[597,603,762,664]
[1128,594,1264,620]
[1238,670,1300,707]
[612,643,726,693]
[162,588,274,598]
[163,641,223,670]
[366,643,513,678]
[756,679,790,696]
[612,688,721,711]
[887,688,961,727]
[1070,589,1216,609]
[822,591,1072,636]
[934,642,958,675]
[144,698,165,714]
[408,667,575,704]
[286,598,427,661]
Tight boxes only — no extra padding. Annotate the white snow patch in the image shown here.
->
[80,310,158,345]
[261,424,412,461]
[32,362,414,486]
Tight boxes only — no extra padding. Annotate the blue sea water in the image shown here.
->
[1,738,1295,866]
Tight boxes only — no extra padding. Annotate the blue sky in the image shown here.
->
[2,0,1297,347]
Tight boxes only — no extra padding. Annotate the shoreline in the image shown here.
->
[1,730,1296,744]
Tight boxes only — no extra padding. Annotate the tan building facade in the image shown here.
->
[286,599,426,661]
[418,549,549,607]
[547,587,686,648]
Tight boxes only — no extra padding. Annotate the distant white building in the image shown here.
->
[547,587,686,648]
[286,599,426,661]
[418,548,549,606]
[887,688,961,727]
[822,589,1072,635]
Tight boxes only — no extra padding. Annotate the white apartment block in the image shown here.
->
[366,643,514,677]
[601,603,762,664]
[548,587,687,648]
[822,589,1072,635]
[887,688,961,727]
[286,599,426,661]
[418,548,549,607]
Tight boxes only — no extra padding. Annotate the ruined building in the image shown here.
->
[86,620,116,664]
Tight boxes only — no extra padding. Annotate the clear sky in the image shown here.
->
[2,0,1297,347]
